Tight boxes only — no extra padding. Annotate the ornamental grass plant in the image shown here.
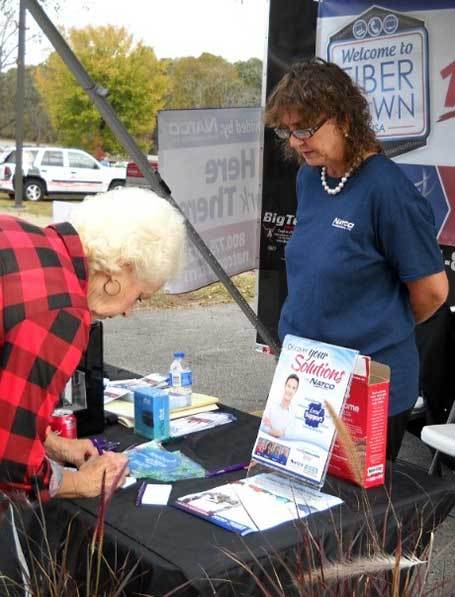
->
[0,467,145,597]
[1,413,454,596]
[218,406,455,596]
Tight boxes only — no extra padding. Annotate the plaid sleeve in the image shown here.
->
[0,308,89,502]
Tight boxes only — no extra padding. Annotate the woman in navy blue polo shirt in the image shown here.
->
[265,58,448,460]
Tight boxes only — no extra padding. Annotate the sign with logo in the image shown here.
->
[317,0,455,272]
[325,5,430,157]
[304,402,326,428]
[252,335,358,489]
[158,107,261,293]
[257,1,455,352]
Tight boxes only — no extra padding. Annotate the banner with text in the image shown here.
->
[257,1,455,351]
[158,108,261,293]
[317,0,455,245]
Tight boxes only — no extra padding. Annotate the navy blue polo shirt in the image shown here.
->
[279,154,444,415]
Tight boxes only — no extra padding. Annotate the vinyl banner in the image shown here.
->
[317,0,455,246]
[257,0,455,350]
[256,1,318,349]
[158,108,261,293]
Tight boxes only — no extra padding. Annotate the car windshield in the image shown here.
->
[0,149,12,164]
[3,149,38,165]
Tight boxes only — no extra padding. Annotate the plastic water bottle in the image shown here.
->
[169,352,192,409]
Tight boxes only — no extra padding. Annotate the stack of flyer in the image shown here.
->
[104,374,219,428]
[175,335,358,534]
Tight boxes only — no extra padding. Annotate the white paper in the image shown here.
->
[170,412,235,438]
[104,386,132,404]
[176,472,343,535]
[141,484,172,505]
[122,476,137,489]
[107,374,169,402]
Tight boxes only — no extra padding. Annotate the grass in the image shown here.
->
[0,194,53,219]
[141,271,256,309]
[0,191,257,308]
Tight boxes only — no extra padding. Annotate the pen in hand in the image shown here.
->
[91,437,104,455]
[91,437,121,456]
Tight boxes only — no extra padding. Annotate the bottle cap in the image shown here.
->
[173,351,184,358]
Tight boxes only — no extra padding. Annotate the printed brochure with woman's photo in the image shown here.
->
[252,335,358,488]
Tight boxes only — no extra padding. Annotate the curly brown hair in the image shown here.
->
[265,58,382,168]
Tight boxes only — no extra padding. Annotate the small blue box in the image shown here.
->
[134,386,169,440]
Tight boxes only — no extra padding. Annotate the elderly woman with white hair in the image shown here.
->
[0,187,185,502]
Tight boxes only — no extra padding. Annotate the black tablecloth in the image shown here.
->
[18,365,455,595]
[30,402,455,597]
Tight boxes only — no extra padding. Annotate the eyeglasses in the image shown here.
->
[274,118,327,141]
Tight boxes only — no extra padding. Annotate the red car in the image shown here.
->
[126,155,159,188]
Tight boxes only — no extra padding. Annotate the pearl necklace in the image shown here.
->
[320,166,353,196]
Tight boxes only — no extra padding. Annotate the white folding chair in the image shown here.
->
[421,399,455,475]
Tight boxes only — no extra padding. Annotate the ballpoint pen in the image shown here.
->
[205,461,250,478]
[136,481,147,506]
[91,437,121,455]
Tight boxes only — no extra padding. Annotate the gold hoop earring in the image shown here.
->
[103,278,121,297]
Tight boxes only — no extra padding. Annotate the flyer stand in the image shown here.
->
[175,336,358,535]
[248,335,358,489]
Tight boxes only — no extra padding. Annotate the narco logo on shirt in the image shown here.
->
[332,217,355,231]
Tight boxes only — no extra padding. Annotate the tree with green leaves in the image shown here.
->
[34,25,167,155]
[165,53,261,110]
[0,66,54,142]
[0,0,61,137]
[234,57,262,102]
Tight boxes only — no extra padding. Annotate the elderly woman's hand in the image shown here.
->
[57,452,129,499]
[76,452,129,497]
[45,431,99,467]
[66,438,99,467]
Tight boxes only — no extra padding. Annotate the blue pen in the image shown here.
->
[91,437,104,455]
[136,481,147,506]
[103,441,121,451]
[91,437,121,455]
[206,462,250,478]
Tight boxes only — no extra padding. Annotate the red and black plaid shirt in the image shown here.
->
[0,216,90,501]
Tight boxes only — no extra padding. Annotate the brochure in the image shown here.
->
[104,385,132,405]
[169,411,236,438]
[105,393,220,429]
[175,472,343,535]
[252,335,358,489]
[127,441,206,482]
[106,373,169,401]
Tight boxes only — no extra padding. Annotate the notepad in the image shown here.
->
[139,483,172,505]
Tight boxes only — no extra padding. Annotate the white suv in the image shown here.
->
[0,146,126,201]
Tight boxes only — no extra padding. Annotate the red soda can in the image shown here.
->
[50,408,77,439]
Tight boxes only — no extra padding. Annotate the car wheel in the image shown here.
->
[24,179,45,201]
[109,180,125,191]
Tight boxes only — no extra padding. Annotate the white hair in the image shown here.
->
[69,187,186,284]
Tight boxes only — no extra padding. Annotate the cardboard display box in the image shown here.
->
[134,386,170,441]
[328,356,390,488]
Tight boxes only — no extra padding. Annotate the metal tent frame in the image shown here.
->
[14,0,280,354]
